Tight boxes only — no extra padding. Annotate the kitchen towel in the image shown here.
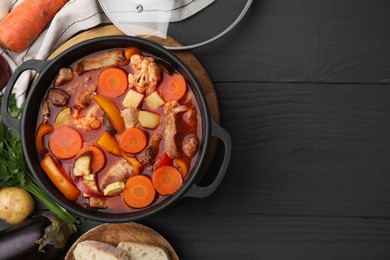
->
[99,0,215,23]
[98,0,215,39]
[171,0,215,22]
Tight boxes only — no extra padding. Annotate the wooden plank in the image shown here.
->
[3,81,390,258]
[138,212,390,260]
[5,206,390,259]
[194,0,390,84]
[63,211,390,260]
[210,82,390,217]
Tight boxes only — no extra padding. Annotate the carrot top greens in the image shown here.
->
[0,94,79,224]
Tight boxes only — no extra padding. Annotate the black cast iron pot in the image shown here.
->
[1,36,231,222]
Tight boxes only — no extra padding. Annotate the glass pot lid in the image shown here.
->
[98,0,253,50]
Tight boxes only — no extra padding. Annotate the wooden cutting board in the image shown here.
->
[48,24,219,181]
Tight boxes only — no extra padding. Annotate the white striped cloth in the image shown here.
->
[99,0,215,23]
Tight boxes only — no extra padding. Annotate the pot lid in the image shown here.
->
[98,0,253,50]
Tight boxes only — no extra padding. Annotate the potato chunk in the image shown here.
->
[122,89,144,108]
[138,110,161,129]
[144,91,165,109]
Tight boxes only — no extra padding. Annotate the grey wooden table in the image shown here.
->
[4,0,390,259]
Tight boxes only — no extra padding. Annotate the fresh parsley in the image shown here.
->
[0,94,79,224]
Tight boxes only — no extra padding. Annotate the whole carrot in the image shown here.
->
[0,0,68,52]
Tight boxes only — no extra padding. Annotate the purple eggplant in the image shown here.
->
[0,214,76,260]
[0,55,10,90]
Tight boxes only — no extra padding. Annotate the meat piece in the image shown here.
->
[164,111,178,159]
[66,76,93,95]
[139,133,162,166]
[183,136,199,157]
[100,159,135,189]
[128,54,161,96]
[121,107,140,129]
[53,67,73,87]
[89,196,107,209]
[184,107,198,128]
[76,89,96,108]
[163,101,189,159]
[47,88,70,107]
[41,98,50,124]
[76,49,128,75]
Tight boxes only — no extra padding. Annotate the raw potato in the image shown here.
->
[0,187,35,224]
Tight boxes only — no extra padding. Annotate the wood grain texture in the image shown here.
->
[215,82,390,218]
[193,0,390,84]
[3,0,390,259]
[56,83,390,259]
[139,211,390,260]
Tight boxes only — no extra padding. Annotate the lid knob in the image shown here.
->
[134,4,143,13]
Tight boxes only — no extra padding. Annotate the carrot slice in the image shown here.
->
[40,154,80,201]
[125,47,142,60]
[98,68,128,98]
[152,165,183,195]
[123,175,155,208]
[49,126,83,159]
[78,145,106,173]
[119,127,147,154]
[159,73,187,101]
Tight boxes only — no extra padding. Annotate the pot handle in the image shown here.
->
[1,59,49,135]
[184,120,232,198]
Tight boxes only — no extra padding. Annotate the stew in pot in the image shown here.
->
[36,47,201,213]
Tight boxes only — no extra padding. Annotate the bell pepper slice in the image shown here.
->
[40,154,80,201]
[36,123,54,155]
[121,151,143,175]
[94,94,125,133]
[97,131,121,156]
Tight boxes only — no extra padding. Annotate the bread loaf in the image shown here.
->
[117,241,170,260]
[73,240,129,260]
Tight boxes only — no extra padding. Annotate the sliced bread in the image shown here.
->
[117,241,170,260]
[73,240,129,260]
